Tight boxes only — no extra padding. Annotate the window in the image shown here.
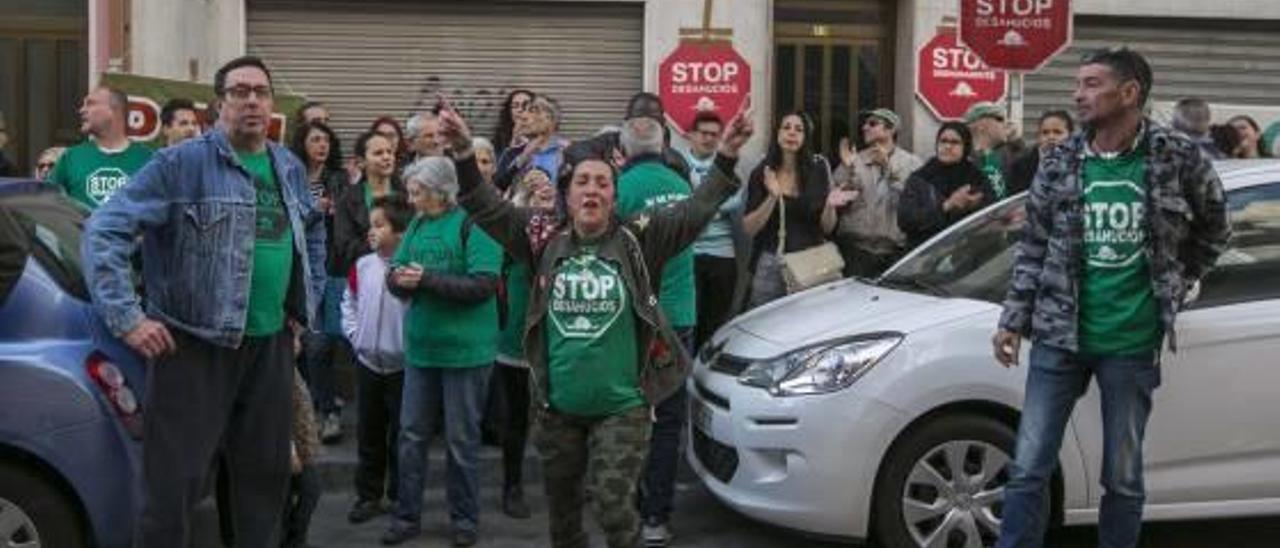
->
[1192,182,1280,308]
[0,185,87,301]
[879,197,1027,303]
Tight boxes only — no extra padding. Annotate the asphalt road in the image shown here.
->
[192,477,1280,547]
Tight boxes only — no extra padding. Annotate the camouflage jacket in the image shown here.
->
[998,119,1231,352]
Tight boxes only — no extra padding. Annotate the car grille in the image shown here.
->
[693,426,739,483]
[709,354,751,376]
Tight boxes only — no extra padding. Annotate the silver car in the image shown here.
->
[689,160,1280,547]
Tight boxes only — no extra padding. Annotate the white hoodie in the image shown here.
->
[341,254,408,374]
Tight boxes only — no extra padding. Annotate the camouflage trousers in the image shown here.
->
[534,405,652,548]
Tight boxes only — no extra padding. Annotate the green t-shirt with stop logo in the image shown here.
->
[546,248,644,417]
[241,150,294,337]
[1078,150,1159,356]
[980,150,1008,199]
[47,141,154,210]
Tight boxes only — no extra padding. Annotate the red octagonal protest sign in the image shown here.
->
[917,29,1008,121]
[658,40,752,136]
[960,0,1073,71]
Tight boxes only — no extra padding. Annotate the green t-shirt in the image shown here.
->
[617,161,695,328]
[498,259,532,363]
[1079,151,1159,356]
[241,150,295,337]
[47,141,154,209]
[980,150,1008,199]
[546,248,644,417]
[393,207,503,368]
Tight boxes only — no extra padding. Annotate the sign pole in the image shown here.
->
[1009,72,1025,137]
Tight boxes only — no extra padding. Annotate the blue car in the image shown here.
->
[0,179,144,548]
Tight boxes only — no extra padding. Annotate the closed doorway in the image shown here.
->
[774,0,895,161]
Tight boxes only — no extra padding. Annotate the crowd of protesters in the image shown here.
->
[11,46,1247,548]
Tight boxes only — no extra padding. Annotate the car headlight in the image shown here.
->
[738,333,903,396]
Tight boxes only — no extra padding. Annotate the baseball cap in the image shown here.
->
[964,102,1007,124]
[863,108,901,128]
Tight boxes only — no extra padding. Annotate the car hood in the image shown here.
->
[727,278,993,347]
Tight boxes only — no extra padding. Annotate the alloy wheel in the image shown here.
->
[901,440,1009,548]
[0,497,40,548]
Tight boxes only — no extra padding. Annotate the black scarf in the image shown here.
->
[911,157,986,198]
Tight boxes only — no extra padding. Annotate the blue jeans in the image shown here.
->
[300,277,348,415]
[997,344,1161,548]
[394,364,492,533]
[639,327,694,523]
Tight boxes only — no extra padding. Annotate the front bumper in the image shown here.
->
[686,365,906,539]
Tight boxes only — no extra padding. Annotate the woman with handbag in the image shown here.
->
[743,111,854,308]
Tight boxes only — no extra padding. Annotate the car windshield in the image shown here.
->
[878,195,1028,303]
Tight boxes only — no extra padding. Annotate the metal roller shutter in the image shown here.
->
[246,0,643,150]
[1023,16,1280,131]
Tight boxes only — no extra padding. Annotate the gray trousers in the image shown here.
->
[134,328,293,548]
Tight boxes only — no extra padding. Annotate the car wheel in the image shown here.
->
[873,414,1015,548]
[0,461,88,548]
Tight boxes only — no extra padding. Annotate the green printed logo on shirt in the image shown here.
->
[549,255,627,339]
[982,150,1007,199]
[255,175,290,240]
[86,167,131,205]
[1083,180,1146,268]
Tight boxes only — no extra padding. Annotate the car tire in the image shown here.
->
[872,414,1017,548]
[0,460,88,548]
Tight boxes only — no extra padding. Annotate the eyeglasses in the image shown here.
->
[223,85,273,101]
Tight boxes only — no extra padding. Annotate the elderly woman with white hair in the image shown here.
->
[471,137,497,185]
[382,157,504,547]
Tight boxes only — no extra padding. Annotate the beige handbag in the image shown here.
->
[777,194,844,293]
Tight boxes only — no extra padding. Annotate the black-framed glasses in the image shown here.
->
[224,85,273,101]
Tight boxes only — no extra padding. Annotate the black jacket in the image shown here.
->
[333,176,405,276]
[312,168,350,277]
[898,158,994,250]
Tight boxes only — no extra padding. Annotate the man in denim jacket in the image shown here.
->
[82,56,326,547]
[992,48,1230,548]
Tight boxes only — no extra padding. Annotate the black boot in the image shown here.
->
[501,485,531,519]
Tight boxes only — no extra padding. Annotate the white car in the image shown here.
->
[688,160,1280,547]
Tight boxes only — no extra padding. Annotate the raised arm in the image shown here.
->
[438,104,544,264]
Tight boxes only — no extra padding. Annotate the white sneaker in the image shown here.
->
[642,520,672,547]
[320,412,342,444]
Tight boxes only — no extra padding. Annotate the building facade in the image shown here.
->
[7,0,1280,171]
